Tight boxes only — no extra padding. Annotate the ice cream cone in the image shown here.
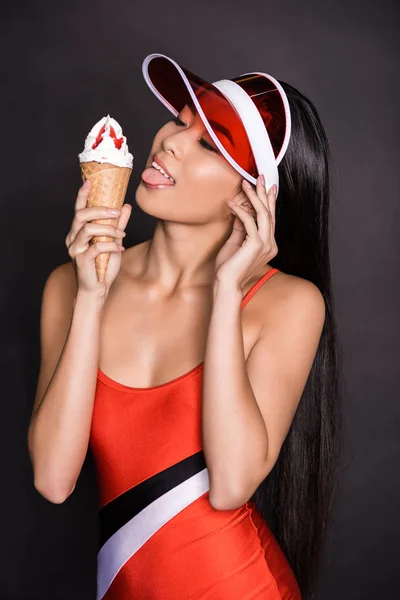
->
[80,161,132,283]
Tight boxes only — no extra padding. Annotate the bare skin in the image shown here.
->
[96,99,281,387]
[29,99,324,505]
[66,240,278,389]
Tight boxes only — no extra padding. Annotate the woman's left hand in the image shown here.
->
[214,175,278,290]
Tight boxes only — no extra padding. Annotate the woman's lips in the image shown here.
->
[152,154,174,180]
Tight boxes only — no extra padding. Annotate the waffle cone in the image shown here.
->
[80,161,132,283]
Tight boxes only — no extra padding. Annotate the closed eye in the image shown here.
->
[171,115,220,154]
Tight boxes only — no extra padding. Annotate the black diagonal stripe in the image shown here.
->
[98,450,207,549]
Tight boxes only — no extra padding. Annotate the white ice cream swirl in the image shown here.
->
[78,115,133,168]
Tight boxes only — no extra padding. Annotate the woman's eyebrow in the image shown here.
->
[184,103,235,146]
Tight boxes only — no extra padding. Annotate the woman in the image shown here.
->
[28,53,342,600]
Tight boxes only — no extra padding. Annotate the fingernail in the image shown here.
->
[108,208,121,214]
[242,179,251,188]
[273,184,277,195]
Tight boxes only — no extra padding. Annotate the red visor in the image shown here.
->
[142,53,291,186]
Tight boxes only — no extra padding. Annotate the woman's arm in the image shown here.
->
[27,262,105,504]
[202,275,326,510]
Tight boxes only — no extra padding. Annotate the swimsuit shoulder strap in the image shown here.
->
[241,267,280,310]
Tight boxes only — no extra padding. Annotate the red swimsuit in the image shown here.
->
[89,267,302,599]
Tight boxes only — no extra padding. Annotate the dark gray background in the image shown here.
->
[2,0,399,598]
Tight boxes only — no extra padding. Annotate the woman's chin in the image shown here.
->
[135,185,179,217]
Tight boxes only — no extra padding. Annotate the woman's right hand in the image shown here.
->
[65,179,132,300]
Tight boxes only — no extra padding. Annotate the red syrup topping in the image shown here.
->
[92,123,124,150]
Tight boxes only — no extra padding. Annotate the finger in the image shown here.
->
[259,183,277,236]
[66,181,92,247]
[230,189,257,215]
[268,184,277,230]
[115,204,132,232]
[234,188,251,204]
[75,179,91,212]
[89,241,125,257]
[241,179,269,240]
[67,206,122,248]
[255,177,275,241]
[228,202,259,238]
[74,240,124,265]
[256,176,272,210]
[229,199,256,215]
[229,205,256,221]
[76,222,127,246]
[114,203,132,244]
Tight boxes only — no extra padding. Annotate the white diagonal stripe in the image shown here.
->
[96,467,210,600]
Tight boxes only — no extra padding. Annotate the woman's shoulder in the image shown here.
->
[270,269,323,297]
[250,267,322,301]
[44,260,77,299]
[254,269,325,330]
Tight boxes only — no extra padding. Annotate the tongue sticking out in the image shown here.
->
[142,166,175,186]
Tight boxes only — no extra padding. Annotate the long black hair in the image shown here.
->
[247,81,344,599]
